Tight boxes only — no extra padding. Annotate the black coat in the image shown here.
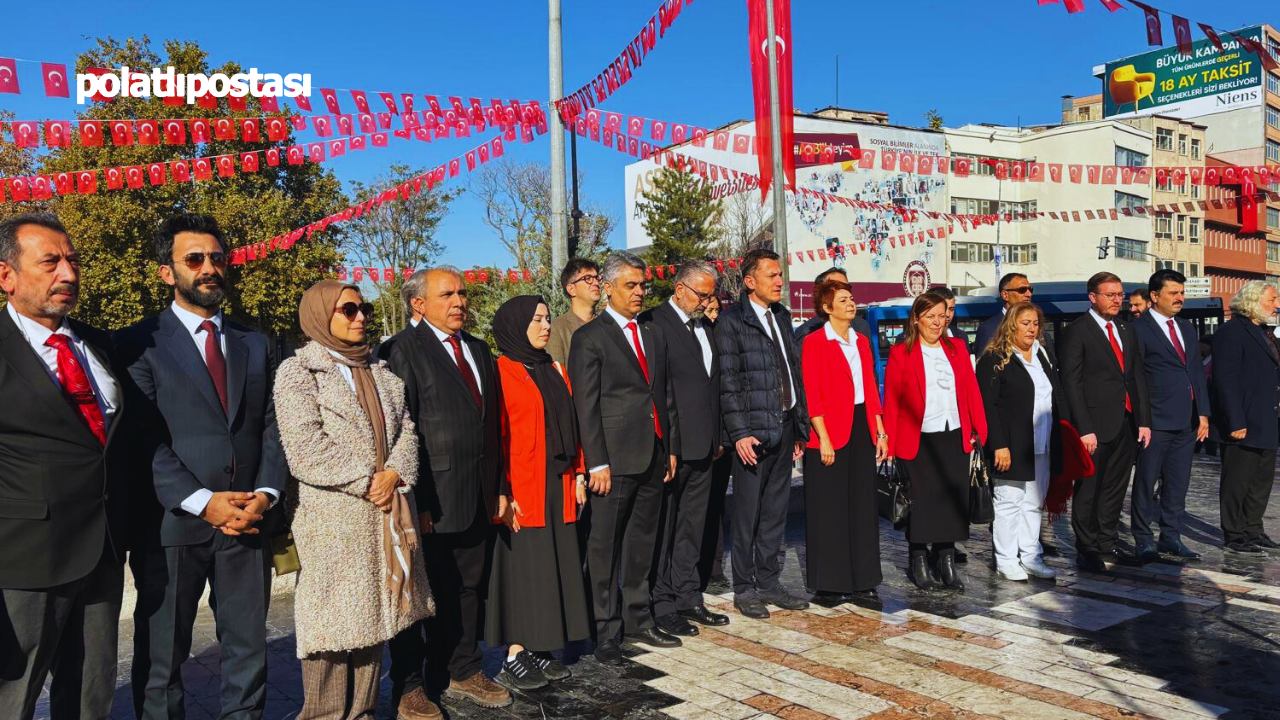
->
[976,346,1065,482]
[973,310,1053,358]
[640,302,720,461]
[1132,312,1210,431]
[388,322,500,532]
[1058,313,1151,442]
[568,309,678,476]
[794,314,871,347]
[0,312,129,589]
[1212,316,1279,450]
[715,294,809,449]
[115,309,287,548]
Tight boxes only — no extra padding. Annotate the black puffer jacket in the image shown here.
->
[714,294,810,449]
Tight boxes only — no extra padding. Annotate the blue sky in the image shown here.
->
[0,0,1274,267]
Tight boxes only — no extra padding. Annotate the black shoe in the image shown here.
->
[593,639,624,665]
[528,651,570,681]
[734,595,770,619]
[1134,540,1160,564]
[497,651,549,691]
[1157,539,1201,559]
[910,552,939,591]
[1252,535,1280,550]
[1041,541,1060,557]
[1226,541,1265,555]
[759,588,809,610]
[812,591,854,606]
[1097,551,1120,571]
[656,613,699,637]
[954,549,968,564]
[679,605,729,627]
[624,627,682,648]
[938,549,965,593]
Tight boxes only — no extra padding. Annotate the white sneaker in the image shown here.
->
[1020,559,1057,579]
[997,564,1028,582]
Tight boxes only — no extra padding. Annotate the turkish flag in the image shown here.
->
[217,156,235,178]
[83,67,114,102]
[77,171,97,195]
[329,139,345,157]
[1242,174,1260,233]
[105,168,123,190]
[881,151,897,171]
[148,163,166,186]
[603,112,622,132]
[1134,167,1151,184]
[1156,168,1169,186]
[288,145,304,164]
[31,177,53,201]
[1068,164,1082,183]
[266,149,280,166]
[321,88,340,114]
[1189,166,1204,185]
[290,115,308,131]
[137,120,160,145]
[0,58,19,94]
[309,143,325,162]
[313,116,332,137]
[1258,166,1272,186]
[1172,167,1186,186]
[1172,16,1194,55]
[42,62,69,97]
[350,89,370,114]
[1131,1,1162,46]
[53,173,72,195]
[158,76,184,106]
[671,122,687,143]
[163,120,186,145]
[227,93,248,112]
[214,118,236,141]
[376,112,392,130]
[650,120,667,142]
[258,92,279,113]
[172,160,191,182]
[197,158,215,180]
[954,157,972,177]
[191,119,211,144]
[1028,162,1045,182]
[899,153,916,174]
[1223,167,1239,184]
[1232,33,1280,73]
[1120,166,1135,184]
[242,152,260,173]
[336,115,353,135]
[108,121,133,146]
[241,119,260,142]
[627,115,644,136]
[350,135,367,151]
[462,150,475,171]
[125,166,144,189]
[448,158,461,177]
[266,118,287,142]
[520,124,534,143]
[733,134,750,154]
[372,132,388,147]
[491,137,505,158]
[918,155,935,175]
[45,121,70,148]
[358,114,375,133]
[747,0,796,197]
[79,121,103,147]
[1086,165,1100,183]
[377,92,397,114]
[1199,23,1224,52]
[8,178,30,201]
[196,90,217,110]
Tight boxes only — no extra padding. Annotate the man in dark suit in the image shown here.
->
[974,273,1036,355]
[716,249,810,618]
[1059,272,1152,572]
[570,252,681,665]
[794,267,870,344]
[375,269,424,363]
[387,267,509,717]
[0,214,128,720]
[641,261,729,638]
[115,214,285,720]
[1131,269,1210,562]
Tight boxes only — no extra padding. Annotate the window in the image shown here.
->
[1190,263,1199,277]
[1269,105,1280,129]
[1177,215,1186,241]
[1177,261,1187,274]
[1115,147,1149,167]
[950,197,1036,219]
[1115,191,1146,211]
[1268,140,1280,163]
[1192,182,1201,199]
[950,242,994,263]
[1178,134,1188,155]
[1190,217,1200,243]
[1271,38,1280,61]
[1191,138,1202,159]
[1116,237,1149,260]
[1181,178,1189,196]
[1268,242,1280,262]
[1155,213,1172,239]
[1270,207,1280,228]
[1005,244,1038,264]
[1156,127,1174,151]
[1270,72,1280,96]
[1077,107,1091,121]
[1155,260,1175,270]
[1156,172,1174,191]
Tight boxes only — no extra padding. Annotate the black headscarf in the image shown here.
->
[493,295,578,467]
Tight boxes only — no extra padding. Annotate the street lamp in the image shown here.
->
[1097,237,1110,260]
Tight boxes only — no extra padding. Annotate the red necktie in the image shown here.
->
[626,321,662,438]
[1106,322,1132,413]
[1167,319,1187,364]
[199,320,228,415]
[446,335,483,408]
[44,334,107,445]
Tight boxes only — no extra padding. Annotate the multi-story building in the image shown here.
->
[1204,155,1272,315]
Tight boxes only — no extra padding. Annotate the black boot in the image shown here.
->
[938,548,965,593]
[910,552,938,590]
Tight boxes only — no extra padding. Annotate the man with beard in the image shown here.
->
[0,214,128,720]
[116,214,286,720]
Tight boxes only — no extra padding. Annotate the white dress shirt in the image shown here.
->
[1088,308,1122,351]
[1145,307,1185,355]
[169,303,279,515]
[668,298,712,375]
[748,298,797,410]
[6,303,119,426]
[327,349,355,392]
[426,320,481,397]
[1016,341,1054,454]
[920,344,961,432]
[823,321,865,405]
[588,306,650,474]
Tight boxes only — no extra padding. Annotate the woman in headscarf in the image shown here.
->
[273,280,433,720]
[485,295,591,691]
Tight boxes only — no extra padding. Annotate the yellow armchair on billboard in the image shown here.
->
[1109,65,1156,114]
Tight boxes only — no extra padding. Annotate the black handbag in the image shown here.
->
[968,448,995,525]
[876,460,911,526]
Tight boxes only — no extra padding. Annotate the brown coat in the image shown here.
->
[274,341,433,657]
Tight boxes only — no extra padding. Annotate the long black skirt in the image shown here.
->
[485,469,591,652]
[804,404,883,593]
[902,429,970,544]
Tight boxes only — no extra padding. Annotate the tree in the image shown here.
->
[925,109,945,130]
[636,168,721,306]
[714,190,772,298]
[28,37,348,335]
[344,164,457,336]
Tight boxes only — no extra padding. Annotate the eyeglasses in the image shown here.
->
[177,252,228,271]
[335,302,374,321]
[1006,285,1033,295]
[1093,292,1126,300]
[681,284,715,304]
[571,274,600,286]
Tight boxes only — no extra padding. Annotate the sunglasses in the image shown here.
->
[335,302,375,321]
[177,252,228,271]
[1006,285,1033,295]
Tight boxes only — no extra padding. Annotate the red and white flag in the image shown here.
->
[1131,1,1162,46]
[77,170,97,195]
[45,121,70,148]
[321,88,341,114]
[0,58,19,94]
[110,121,134,146]
[172,160,191,182]
[137,120,159,145]
[746,0,796,199]
[1172,16,1194,55]
[42,63,69,97]
[164,120,186,145]
[80,121,103,147]
[1199,23,1224,51]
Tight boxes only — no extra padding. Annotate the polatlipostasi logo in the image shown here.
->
[75,66,310,105]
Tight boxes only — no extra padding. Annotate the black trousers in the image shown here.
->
[730,417,796,598]
[1220,444,1277,545]
[131,532,272,720]
[651,455,715,617]
[1072,413,1139,556]
[587,443,664,642]
[0,550,123,720]
[1131,424,1196,544]
[388,500,491,699]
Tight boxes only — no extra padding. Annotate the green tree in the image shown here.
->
[924,109,945,130]
[636,167,721,306]
[29,37,348,335]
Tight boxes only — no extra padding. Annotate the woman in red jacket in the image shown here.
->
[884,292,987,592]
[486,296,590,691]
[801,280,889,601]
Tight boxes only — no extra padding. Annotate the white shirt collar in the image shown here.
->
[823,320,854,345]
[409,317,420,327]
[170,301,222,335]
[667,297,692,325]
[6,302,71,347]
[1089,308,1118,331]
[1146,307,1174,327]
[425,320,457,344]
[748,297,774,326]
[604,304,638,329]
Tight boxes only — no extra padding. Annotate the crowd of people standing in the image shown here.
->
[2,209,1278,720]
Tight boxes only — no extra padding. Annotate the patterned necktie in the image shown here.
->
[764,312,793,410]
[44,334,107,445]
[1106,322,1132,413]
[199,320,228,415]
[446,335,483,408]
[627,321,662,438]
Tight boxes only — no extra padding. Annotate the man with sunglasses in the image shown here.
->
[974,273,1049,356]
[547,258,601,367]
[116,213,286,720]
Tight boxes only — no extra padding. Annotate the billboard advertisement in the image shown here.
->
[624,116,948,307]
[1102,25,1264,119]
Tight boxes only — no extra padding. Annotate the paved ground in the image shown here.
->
[40,452,1280,720]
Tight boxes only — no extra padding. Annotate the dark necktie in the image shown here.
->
[764,311,793,410]
[688,318,709,370]
[1106,321,1131,413]
[446,335,483,408]
[1166,320,1187,364]
[627,321,662,438]
[44,334,107,445]
[199,320,228,415]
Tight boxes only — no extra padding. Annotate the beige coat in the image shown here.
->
[274,341,433,657]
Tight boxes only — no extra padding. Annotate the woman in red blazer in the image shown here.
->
[801,280,889,601]
[485,296,590,690]
[884,292,987,592]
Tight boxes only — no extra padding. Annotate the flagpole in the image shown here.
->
[549,0,569,274]
[763,0,790,307]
